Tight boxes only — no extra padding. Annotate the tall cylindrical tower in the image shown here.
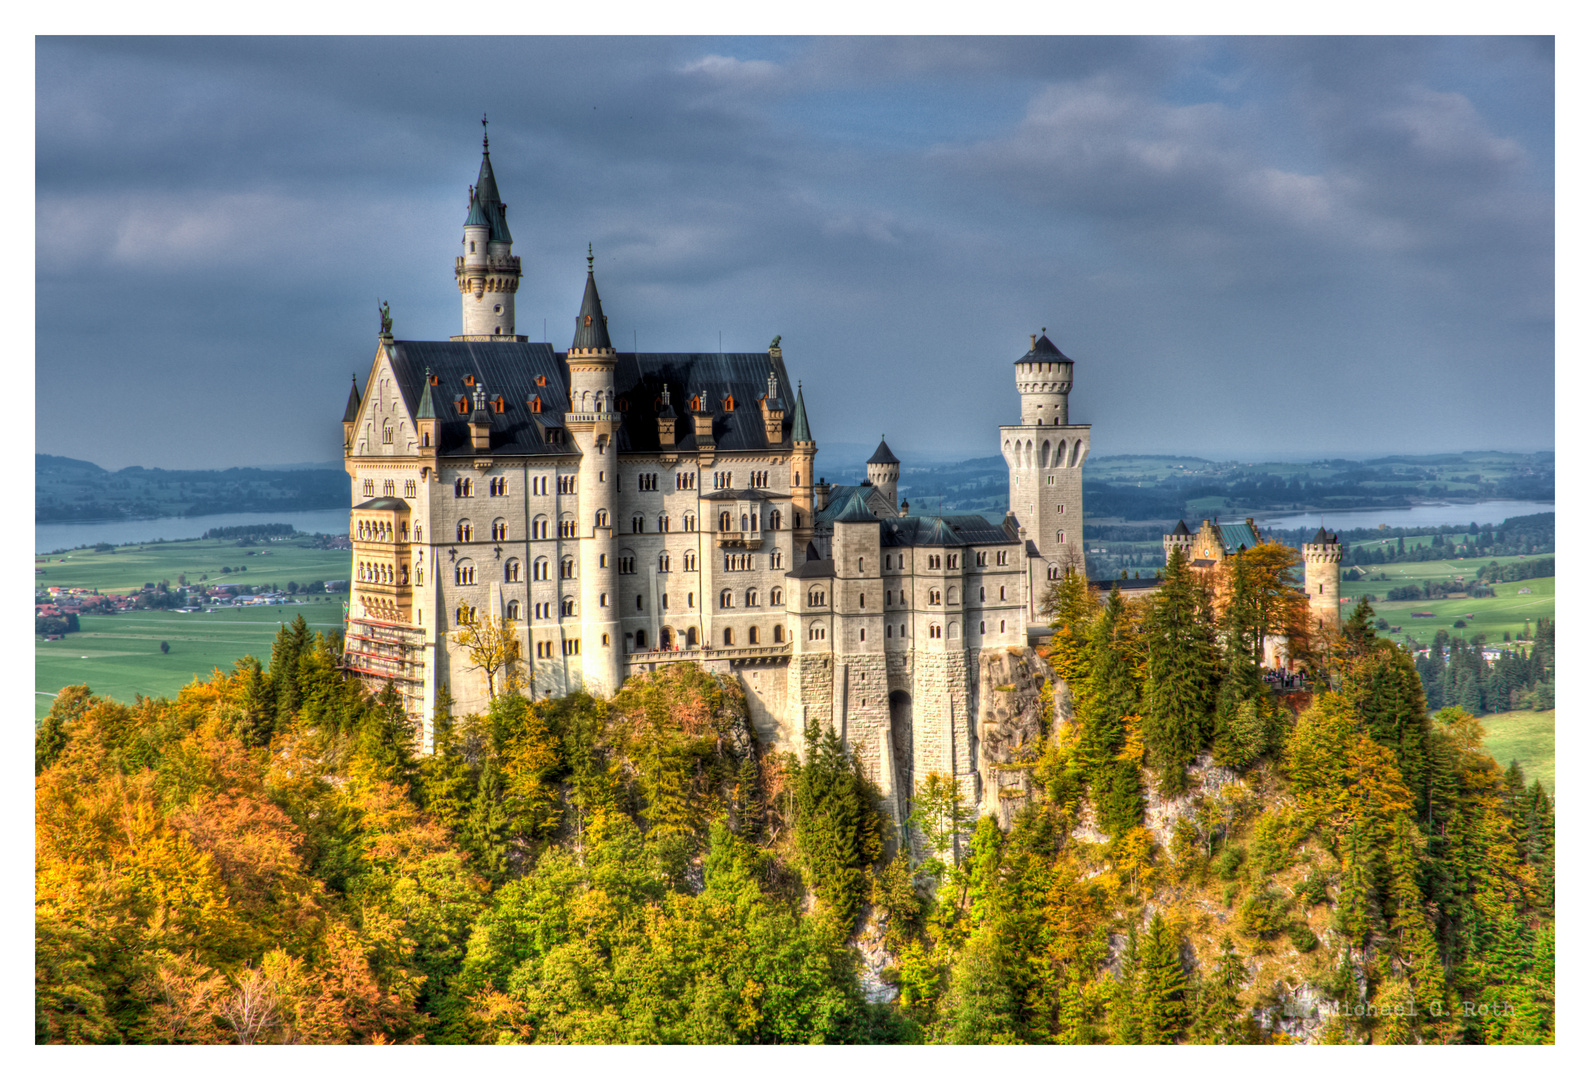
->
[1015,330,1074,426]
[454,123,522,340]
[566,250,622,694]
[865,437,900,513]
[1302,528,1343,633]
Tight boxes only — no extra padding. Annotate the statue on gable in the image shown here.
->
[378,300,393,336]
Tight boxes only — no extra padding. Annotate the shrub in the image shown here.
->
[1288,925,1318,953]
[1213,843,1245,881]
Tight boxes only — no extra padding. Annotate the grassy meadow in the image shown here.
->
[35,535,351,594]
[1480,709,1555,794]
[1336,552,1553,649]
[36,604,348,721]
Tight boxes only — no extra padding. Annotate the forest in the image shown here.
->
[34,545,1553,1044]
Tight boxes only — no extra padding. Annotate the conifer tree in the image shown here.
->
[1078,589,1144,836]
[1138,913,1188,1044]
[1193,936,1253,1044]
[466,755,513,884]
[269,614,312,728]
[1142,547,1217,794]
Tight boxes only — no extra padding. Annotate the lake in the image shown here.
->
[37,508,351,554]
[1250,500,1555,534]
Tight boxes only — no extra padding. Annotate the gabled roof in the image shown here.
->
[571,263,613,351]
[830,488,879,524]
[788,542,834,580]
[1309,527,1338,545]
[353,497,412,512]
[1217,520,1261,554]
[343,378,362,423]
[867,438,899,466]
[1171,519,1191,537]
[879,514,1017,548]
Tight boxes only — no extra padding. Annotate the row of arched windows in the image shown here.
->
[356,519,406,543]
[357,560,407,586]
[718,586,784,609]
[720,625,783,646]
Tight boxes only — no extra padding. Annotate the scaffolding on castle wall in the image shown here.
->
[344,617,427,720]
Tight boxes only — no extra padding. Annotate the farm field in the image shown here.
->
[35,535,351,594]
[1336,553,1553,649]
[1480,709,1555,795]
[35,604,346,721]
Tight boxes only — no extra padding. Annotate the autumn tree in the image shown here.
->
[452,613,524,701]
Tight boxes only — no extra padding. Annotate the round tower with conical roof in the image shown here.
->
[565,247,622,694]
[866,436,900,512]
[455,118,523,340]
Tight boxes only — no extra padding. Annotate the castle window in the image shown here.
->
[595,510,609,528]
[561,557,575,579]
[382,425,393,445]
[506,599,520,621]
[455,561,476,586]
[490,477,507,496]
[429,374,440,386]
[996,551,1008,566]
[659,515,669,532]
[859,593,866,608]
[563,638,580,656]
[383,480,395,497]
[535,375,547,386]
[1048,566,1060,581]
[456,398,469,414]
[770,510,782,530]
[979,587,986,602]
[423,432,431,447]
[600,593,608,607]
[415,525,423,542]
[1000,620,1007,633]
[808,589,825,607]
[505,559,521,582]
[530,395,542,413]
[636,593,644,611]
[928,555,941,570]
[948,554,958,569]
[747,588,759,607]
[658,553,671,572]
[493,396,506,413]
[808,622,825,641]
[464,375,474,387]
[887,625,892,638]
[720,511,733,531]
[724,628,735,646]
[456,605,475,626]
[492,520,508,541]
[415,563,423,586]
[773,625,784,643]
[619,556,636,574]
[684,551,697,571]
[860,629,866,642]
[533,516,549,539]
[980,621,985,634]
[559,516,576,538]
[749,626,760,644]
[720,589,734,609]
[770,586,782,605]
[561,597,575,617]
[559,475,577,494]
[457,521,472,542]
[363,480,375,497]
[1000,586,1007,601]
[686,627,698,647]
[455,478,474,498]
[632,515,645,533]
[930,624,942,639]
[691,395,701,411]
[684,513,697,532]
[405,480,417,498]
[723,394,735,411]
[858,557,864,572]
[636,629,647,648]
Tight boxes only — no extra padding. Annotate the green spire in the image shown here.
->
[572,247,613,352]
[472,117,512,245]
[416,369,436,419]
[791,380,811,443]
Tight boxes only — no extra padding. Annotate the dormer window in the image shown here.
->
[456,397,469,414]
[723,394,735,411]
[535,375,547,386]
[493,396,506,414]
[530,395,542,413]
[463,374,474,387]
[429,374,440,386]
[691,395,701,411]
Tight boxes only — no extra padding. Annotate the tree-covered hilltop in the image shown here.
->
[36,592,1553,1044]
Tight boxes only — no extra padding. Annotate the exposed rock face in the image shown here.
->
[1141,752,1241,852]
[854,910,899,1004]
[976,647,1055,827]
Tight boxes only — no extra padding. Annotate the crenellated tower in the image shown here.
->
[454,117,524,341]
[866,437,900,513]
[1302,528,1343,634]
[565,247,622,694]
[1000,330,1088,630]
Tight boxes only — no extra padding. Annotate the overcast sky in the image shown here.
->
[35,36,1554,472]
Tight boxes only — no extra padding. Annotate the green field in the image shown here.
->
[1337,553,1553,649]
[36,604,347,720]
[1480,709,1555,795]
[35,535,351,594]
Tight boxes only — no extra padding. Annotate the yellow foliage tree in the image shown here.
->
[452,613,524,701]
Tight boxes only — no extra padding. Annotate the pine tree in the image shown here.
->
[1142,547,1217,795]
[1138,913,1188,1044]
[1193,935,1253,1044]
[269,614,312,729]
[466,755,514,884]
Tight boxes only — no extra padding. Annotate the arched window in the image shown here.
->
[454,477,473,497]
[561,597,575,617]
[720,511,732,531]
[930,623,942,639]
[808,622,826,641]
[595,510,609,528]
[720,589,734,608]
[492,519,508,541]
[561,557,575,579]
[746,588,759,607]
[559,515,576,538]
[533,558,549,581]
[533,515,549,539]
[686,626,699,647]
[741,514,750,531]
[456,605,475,626]
[859,593,866,608]
[1040,440,1050,468]
[684,551,698,571]
[455,561,476,585]
[770,509,782,530]
[506,599,521,620]
[457,520,473,542]
[770,587,783,605]
[632,515,644,533]
[979,587,986,601]
[490,476,507,496]
[773,624,784,643]
[724,627,735,646]
[749,626,760,644]
[659,515,669,532]
[808,589,825,606]
[928,589,941,605]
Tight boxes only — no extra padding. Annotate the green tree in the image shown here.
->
[1141,546,1217,794]
[794,723,886,929]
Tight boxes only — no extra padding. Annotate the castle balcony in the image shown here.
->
[455,254,521,274]
[716,531,764,550]
[623,641,790,675]
[563,412,622,424]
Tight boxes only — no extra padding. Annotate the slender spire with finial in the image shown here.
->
[587,243,594,272]
[572,247,613,352]
[482,112,489,152]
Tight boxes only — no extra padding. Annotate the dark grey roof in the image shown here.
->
[473,146,512,245]
[343,378,361,423]
[867,438,899,466]
[702,487,790,501]
[571,269,613,351]
[879,514,1017,548]
[416,374,436,420]
[463,195,489,228]
[1171,520,1191,537]
[1309,527,1339,545]
[386,340,573,457]
[791,383,812,443]
[830,489,879,524]
[354,497,411,512]
[610,351,795,453]
[382,340,794,458]
[1017,333,1073,364]
[789,542,834,580]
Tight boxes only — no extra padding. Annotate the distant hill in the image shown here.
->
[35,454,346,523]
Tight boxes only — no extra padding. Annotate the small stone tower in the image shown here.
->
[454,118,523,341]
[1163,519,1194,564]
[566,247,622,694]
[866,437,900,513]
[1000,330,1088,629]
[790,381,817,546]
[1302,527,1343,633]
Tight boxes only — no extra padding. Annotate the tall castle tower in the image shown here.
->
[1000,331,1088,628]
[1302,527,1343,633]
[454,119,524,341]
[565,248,623,694]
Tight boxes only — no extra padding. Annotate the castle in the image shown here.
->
[340,128,1333,818]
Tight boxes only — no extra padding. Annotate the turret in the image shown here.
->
[790,381,816,536]
[342,374,361,450]
[415,369,438,453]
[1015,330,1074,425]
[1163,519,1194,565]
[563,248,621,694]
[866,436,900,513]
[454,117,523,341]
[1302,527,1343,633]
